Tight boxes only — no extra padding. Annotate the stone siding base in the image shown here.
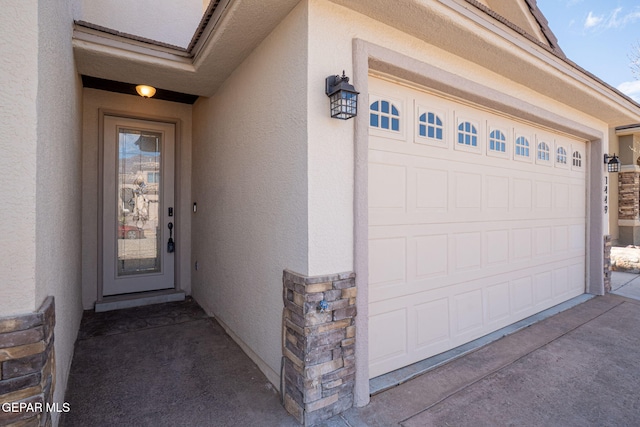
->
[282,270,356,426]
[0,297,55,427]
[604,235,612,293]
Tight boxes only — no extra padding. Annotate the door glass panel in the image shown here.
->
[116,128,162,276]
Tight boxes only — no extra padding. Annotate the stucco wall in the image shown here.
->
[35,0,84,420]
[0,0,39,316]
[191,1,308,386]
[306,0,610,276]
[79,0,204,48]
[81,89,193,309]
[0,0,84,422]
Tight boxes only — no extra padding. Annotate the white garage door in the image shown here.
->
[368,76,587,378]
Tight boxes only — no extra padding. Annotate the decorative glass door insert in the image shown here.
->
[117,128,162,276]
[103,116,175,296]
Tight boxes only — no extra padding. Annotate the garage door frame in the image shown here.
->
[351,39,606,407]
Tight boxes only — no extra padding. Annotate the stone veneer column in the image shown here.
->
[604,235,612,293]
[617,167,640,246]
[282,270,356,426]
[618,170,640,220]
[0,297,55,427]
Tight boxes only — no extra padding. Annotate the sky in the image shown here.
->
[536,0,640,102]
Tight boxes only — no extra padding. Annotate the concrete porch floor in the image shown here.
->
[61,293,640,426]
[60,298,299,426]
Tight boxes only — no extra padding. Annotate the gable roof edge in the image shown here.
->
[523,0,565,56]
[462,0,565,58]
[460,0,640,114]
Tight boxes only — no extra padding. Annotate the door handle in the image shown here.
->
[167,222,175,253]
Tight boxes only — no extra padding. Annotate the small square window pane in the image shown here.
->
[370,114,378,127]
[381,116,389,129]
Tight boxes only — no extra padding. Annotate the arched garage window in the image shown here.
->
[457,121,477,146]
[537,142,550,161]
[419,112,443,140]
[515,136,530,158]
[370,100,400,132]
[489,130,506,152]
[572,151,582,167]
[557,147,568,164]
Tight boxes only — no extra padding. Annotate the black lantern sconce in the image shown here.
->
[325,71,359,120]
[604,153,621,173]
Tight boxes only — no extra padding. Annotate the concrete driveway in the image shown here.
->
[61,293,640,426]
[324,293,640,427]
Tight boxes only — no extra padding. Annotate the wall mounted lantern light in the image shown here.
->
[135,84,156,98]
[604,153,620,173]
[325,71,359,120]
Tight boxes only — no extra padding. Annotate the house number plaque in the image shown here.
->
[604,176,608,214]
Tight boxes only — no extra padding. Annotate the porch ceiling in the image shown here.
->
[73,0,302,98]
[73,0,640,127]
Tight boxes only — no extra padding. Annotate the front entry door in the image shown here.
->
[102,116,175,296]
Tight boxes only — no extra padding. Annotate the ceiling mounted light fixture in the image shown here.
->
[135,85,156,98]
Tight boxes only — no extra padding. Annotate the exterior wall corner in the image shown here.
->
[282,270,356,425]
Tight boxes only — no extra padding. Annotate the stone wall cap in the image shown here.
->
[284,270,355,285]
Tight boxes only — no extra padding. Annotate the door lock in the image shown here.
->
[167,222,175,253]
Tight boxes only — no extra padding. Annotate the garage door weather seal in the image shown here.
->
[369,293,594,395]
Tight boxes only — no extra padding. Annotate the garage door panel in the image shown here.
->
[486,281,510,325]
[569,263,586,293]
[511,228,532,261]
[369,224,584,304]
[368,77,586,378]
[553,182,570,211]
[369,308,408,364]
[369,237,406,287]
[415,168,449,210]
[414,235,448,279]
[451,232,482,272]
[453,289,484,336]
[485,175,510,209]
[553,226,569,254]
[485,230,509,266]
[534,227,552,257]
[534,271,554,306]
[454,172,482,209]
[510,276,534,315]
[512,178,533,209]
[570,183,586,213]
[371,180,585,227]
[535,181,553,209]
[569,224,586,251]
[415,298,450,349]
[368,163,407,209]
[368,258,584,375]
[552,267,569,297]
